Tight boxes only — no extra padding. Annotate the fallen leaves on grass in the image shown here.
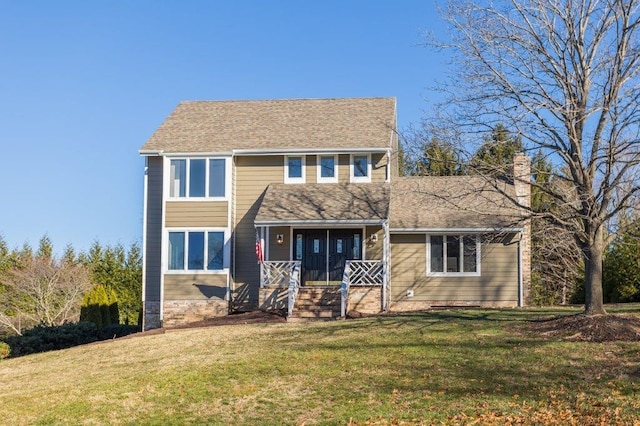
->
[527,313,640,342]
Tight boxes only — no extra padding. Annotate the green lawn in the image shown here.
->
[1,306,639,425]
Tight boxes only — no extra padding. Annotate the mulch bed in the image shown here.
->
[527,313,640,342]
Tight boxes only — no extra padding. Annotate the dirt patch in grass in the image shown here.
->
[167,310,287,330]
[527,313,640,342]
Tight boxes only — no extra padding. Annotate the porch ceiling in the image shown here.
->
[255,183,390,225]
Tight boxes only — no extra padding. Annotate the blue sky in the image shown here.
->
[0,1,447,254]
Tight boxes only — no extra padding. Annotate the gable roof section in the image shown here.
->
[140,97,396,154]
[389,176,525,230]
[255,183,390,225]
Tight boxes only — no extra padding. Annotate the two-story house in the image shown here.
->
[139,97,531,329]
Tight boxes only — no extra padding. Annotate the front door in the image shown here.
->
[293,229,362,285]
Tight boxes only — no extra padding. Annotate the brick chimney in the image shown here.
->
[513,152,531,306]
[513,152,531,208]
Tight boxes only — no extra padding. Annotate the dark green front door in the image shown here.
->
[293,229,362,285]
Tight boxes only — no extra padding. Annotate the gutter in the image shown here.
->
[389,227,524,234]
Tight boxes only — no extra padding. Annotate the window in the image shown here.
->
[317,155,338,183]
[350,154,371,182]
[168,231,226,271]
[169,158,227,198]
[284,156,305,184]
[428,235,480,276]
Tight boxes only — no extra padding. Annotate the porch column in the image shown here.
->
[383,220,390,311]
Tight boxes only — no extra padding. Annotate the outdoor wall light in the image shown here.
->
[276,234,284,245]
[369,233,378,244]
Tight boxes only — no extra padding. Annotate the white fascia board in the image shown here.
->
[255,219,386,226]
[163,151,233,157]
[139,150,164,156]
[234,147,390,156]
[389,227,524,234]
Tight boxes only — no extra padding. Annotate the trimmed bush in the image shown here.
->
[4,322,98,357]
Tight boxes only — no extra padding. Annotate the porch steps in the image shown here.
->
[289,287,342,321]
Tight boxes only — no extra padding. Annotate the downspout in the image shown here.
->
[383,219,390,311]
[518,231,523,307]
[141,159,148,330]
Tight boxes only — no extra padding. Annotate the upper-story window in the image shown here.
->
[169,158,226,198]
[284,155,306,184]
[317,155,338,183]
[350,154,371,183]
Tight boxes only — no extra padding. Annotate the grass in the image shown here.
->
[1,306,639,425]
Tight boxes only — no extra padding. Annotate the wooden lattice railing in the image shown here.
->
[260,261,300,288]
[341,260,384,317]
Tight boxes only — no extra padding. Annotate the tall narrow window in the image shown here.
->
[207,232,224,270]
[189,159,206,197]
[187,232,205,269]
[170,160,186,197]
[430,236,444,273]
[168,232,185,270]
[209,159,225,197]
[463,236,478,273]
[447,236,461,272]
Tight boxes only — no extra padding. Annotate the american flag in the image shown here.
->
[255,230,263,264]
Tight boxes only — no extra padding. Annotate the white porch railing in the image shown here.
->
[260,261,301,288]
[287,262,301,317]
[341,260,384,317]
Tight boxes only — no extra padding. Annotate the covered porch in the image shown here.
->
[254,183,391,318]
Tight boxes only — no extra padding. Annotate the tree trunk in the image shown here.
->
[583,227,607,316]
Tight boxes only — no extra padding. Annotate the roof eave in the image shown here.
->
[255,219,387,226]
[389,227,524,234]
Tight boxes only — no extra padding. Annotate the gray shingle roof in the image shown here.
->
[389,176,525,230]
[140,97,397,153]
[255,183,390,225]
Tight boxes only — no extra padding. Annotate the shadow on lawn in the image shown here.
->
[262,309,638,403]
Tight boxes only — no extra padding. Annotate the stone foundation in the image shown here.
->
[143,301,161,330]
[162,299,228,328]
[348,286,383,314]
[389,300,518,311]
[259,287,288,312]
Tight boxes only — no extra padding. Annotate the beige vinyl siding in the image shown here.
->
[268,226,290,261]
[144,156,163,302]
[307,155,317,184]
[365,225,383,260]
[165,201,229,227]
[371,153,388,183]
[338,154,350,183]
[390,233,519,302]
[233,155,284,307]
[164,274,227,300]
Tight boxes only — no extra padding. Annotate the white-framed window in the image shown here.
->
[167,229,228,272]
[169,158,227,199]
[427,235,480,276]
[317,154,338,183]
[350,154,371,183]
[284,155,306,184]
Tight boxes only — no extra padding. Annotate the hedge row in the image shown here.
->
[1,322,140,358]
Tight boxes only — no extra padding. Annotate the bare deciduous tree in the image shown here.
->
[0,257,92,335]
[435,0,640,314]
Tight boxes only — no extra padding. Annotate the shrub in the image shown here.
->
[0,341,10,359]
[4,322,98,357]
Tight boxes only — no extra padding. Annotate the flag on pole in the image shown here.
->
[255,229,263,264]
